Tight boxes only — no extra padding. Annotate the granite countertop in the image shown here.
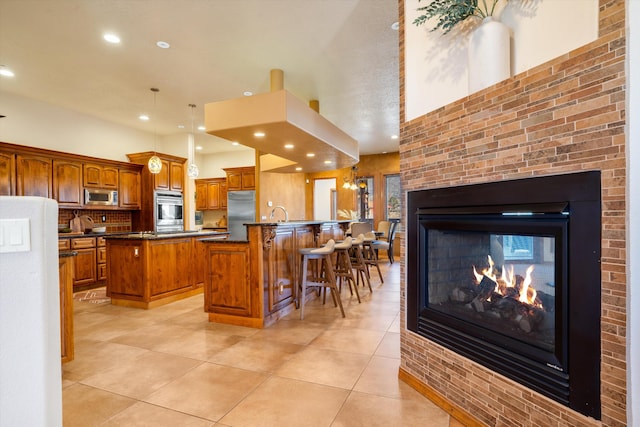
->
[105,230,230,240]
[58,250,79,257]
[245,220,350,226]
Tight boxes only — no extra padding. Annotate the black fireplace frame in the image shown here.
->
[406,171,601,419]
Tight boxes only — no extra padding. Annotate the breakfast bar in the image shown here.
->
[200,220,349,328]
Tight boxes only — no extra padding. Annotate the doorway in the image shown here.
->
[313,178,336,220]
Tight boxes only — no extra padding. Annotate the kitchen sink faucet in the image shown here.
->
[270,206,289,222]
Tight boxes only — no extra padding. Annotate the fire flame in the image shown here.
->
[473,255,541,308]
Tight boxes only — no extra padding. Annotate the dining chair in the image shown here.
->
[376,221,391,241]
[373,220,398,264]
[350,222,372,238]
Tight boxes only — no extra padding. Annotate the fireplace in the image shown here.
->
[406,171,601,419]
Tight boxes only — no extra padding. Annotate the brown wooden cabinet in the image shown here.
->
[59,254,75,363]
[0,151,15,195]
[127,152,185,192]
[83,163,118,188]
[70,237,97,289]
[118,168,141,209]
[224,166,255,191]
[53,159,83,208]
[16,154,52,197]
[106,234,218,309]
[195,177,227,210]
[97,236,107,281]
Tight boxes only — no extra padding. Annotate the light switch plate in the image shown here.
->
[0,218,31,253]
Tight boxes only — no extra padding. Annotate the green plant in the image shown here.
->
[413,0,504,34]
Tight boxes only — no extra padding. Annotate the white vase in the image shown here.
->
[467,16,511,93]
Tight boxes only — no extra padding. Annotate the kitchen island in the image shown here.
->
[200,220,349,328]
[105,231,229,309]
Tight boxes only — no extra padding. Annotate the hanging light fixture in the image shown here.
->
[147,87,163,174]
[187,103,199,178]
[342,166,359,190]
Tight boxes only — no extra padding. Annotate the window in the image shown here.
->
[385,174,401,220]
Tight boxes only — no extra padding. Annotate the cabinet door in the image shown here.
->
[170,161,184,192]
[195,181,208,211]
[192,239,205,288]
[267,227,296,312]
[0,151,15,195]
[204,243,252,316]
[101,166,118,188]
[97,246,107,281]
[241,171,255,190]
[53,160,83,208]
[207,182,220,209]
[220,182,227,208]
[84,163,119,188]
[226,172,242,191]
[59,256,74,363]
[73,248,96,288]
[16,154,52,198]
[152,159,171,190]
[119,169,141,209]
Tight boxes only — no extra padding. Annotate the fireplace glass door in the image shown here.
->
[418,212,569,382]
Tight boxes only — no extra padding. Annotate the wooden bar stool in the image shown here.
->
[333,237,360,303]
[298,239,345,320]
[350,234,373,294]
[362,232,384,283]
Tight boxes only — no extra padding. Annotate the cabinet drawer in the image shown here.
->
[58,239,71,251]
[97,262,107,281]
[97,236,106,247]
[97,246,107,263]
[71,237,96,249]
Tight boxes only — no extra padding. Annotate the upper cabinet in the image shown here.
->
[0,151,15,195]
[195,177,226,210]
[0,142,143,210]
[224,166,255,191]
[83,163,118,189]
[16,154,52,198]
[118,168,141,209]
[127,152,185,193]
[53,159,83,208]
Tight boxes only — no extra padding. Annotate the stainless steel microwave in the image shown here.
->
[84,188,118,206]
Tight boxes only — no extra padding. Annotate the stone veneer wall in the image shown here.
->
[398,0,627,426]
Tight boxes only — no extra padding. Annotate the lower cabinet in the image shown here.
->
[61,236,107,290]
[106,235,209,309]
[58,254,75,363]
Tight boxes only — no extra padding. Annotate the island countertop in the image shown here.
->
[104,230,229,240]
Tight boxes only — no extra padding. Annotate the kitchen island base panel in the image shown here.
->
[110,287,203,310]
[207,300,297,328]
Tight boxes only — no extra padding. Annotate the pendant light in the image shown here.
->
[148,87,162,174]
[187,103,199,178]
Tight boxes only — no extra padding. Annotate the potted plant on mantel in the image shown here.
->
[413,0,511,93]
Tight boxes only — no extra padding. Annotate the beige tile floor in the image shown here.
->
[63,261,465,426]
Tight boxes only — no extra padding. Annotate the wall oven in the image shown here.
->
[154,191,184,233]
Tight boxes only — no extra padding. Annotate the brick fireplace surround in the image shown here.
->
[398,1,627,426]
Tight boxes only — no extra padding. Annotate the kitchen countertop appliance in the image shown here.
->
[227,190,256,240]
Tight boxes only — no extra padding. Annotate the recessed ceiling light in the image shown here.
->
[324,160,332,164]
[243,91,253,96]
[177,124,185,129]
[139,114,149,121]
[391,134,398,139]
[284,144,294,149]
[197,125,205,131]
[195,146,203,150]
[254,132,266,137]
[156,41,170,49]
[391,22,399,31]
[306,153,315,157]
[103,33,121,44]
[295,167,303,171]
[0,66,14,77]
[231,141,240,146]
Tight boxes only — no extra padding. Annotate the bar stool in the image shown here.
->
[350,234,373,294]
[362,232,384,283]
[333,237,360,303]
[298,239,345,320]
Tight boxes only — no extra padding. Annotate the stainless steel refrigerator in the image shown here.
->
[227,190,256,240]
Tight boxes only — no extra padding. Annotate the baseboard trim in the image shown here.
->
[398,367,487,427]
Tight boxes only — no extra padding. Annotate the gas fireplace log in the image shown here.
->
[450,287,476,304]
[516,306,546,333]
[465,276,496,313]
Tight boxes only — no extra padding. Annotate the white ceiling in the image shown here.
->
[0,0,399,156]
